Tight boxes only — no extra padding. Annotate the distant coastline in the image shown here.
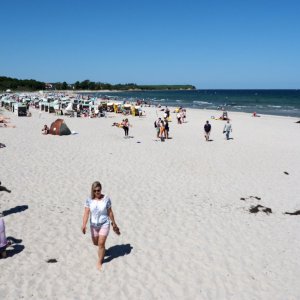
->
[0,76,196,92]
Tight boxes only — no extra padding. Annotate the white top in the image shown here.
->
[223,123,232,132]
[84,195,111,227]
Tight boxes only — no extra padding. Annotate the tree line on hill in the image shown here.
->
[0,76,196,91]
[0,76,45,91]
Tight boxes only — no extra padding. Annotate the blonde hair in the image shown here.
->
[91,181,102,199]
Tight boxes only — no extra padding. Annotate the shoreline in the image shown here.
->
[1,90,299,118]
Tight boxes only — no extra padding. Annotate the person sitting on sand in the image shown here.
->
[81,181,120,270]
[220,109,229,120]
[0,123,16,128]
[90,108,96,118]
[0,116,10,123]
[42,125,49,135]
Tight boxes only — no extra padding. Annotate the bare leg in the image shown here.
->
[91,235,99,246]
[97,235,107,270]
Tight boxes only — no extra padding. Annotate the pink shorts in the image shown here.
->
[90,225,110,237]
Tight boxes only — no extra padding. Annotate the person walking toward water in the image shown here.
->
[204,121,211,141]
[223,120,232,140]
[82,181,120,270]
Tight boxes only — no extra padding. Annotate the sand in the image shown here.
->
[1,106,300,299]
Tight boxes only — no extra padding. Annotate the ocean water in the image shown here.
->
[90,90,300,118]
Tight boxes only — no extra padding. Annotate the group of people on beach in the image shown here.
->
[176,107,186,124]
[203,119,232,141]
[2,100,235,271]
[154,117,170,140]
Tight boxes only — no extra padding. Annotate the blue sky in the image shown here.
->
[1,0,300,88]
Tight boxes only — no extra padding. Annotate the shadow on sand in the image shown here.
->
[2,237,24,258]
[0,184,11,193]
[103,243,133,264]
[2,205,28,217]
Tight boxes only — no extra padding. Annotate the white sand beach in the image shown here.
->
[1,106,300,299]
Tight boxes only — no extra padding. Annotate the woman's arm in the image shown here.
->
[81,207,90,234]
[108,208,120,235]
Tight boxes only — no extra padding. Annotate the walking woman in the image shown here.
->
[82,181,120,270]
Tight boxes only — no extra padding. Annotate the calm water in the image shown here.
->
[88,90,300,117]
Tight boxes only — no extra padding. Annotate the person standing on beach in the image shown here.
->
[223,120,232,140]
[204,121,211,141]
[82,181,120,270]
[121,118,130,138]
[155,118,161,138]
[165,106,170,118]
[159,119,165,141]
[164,118,169,139]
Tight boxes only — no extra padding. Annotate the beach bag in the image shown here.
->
[154,121,157,128]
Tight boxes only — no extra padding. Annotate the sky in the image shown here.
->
[1,0,300,89]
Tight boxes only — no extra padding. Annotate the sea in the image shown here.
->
[88,90,300,118]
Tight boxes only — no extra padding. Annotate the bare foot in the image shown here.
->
[96,261,102,271]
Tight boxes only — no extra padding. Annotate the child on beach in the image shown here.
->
[42,125,49,135]
[81,181,120,270]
